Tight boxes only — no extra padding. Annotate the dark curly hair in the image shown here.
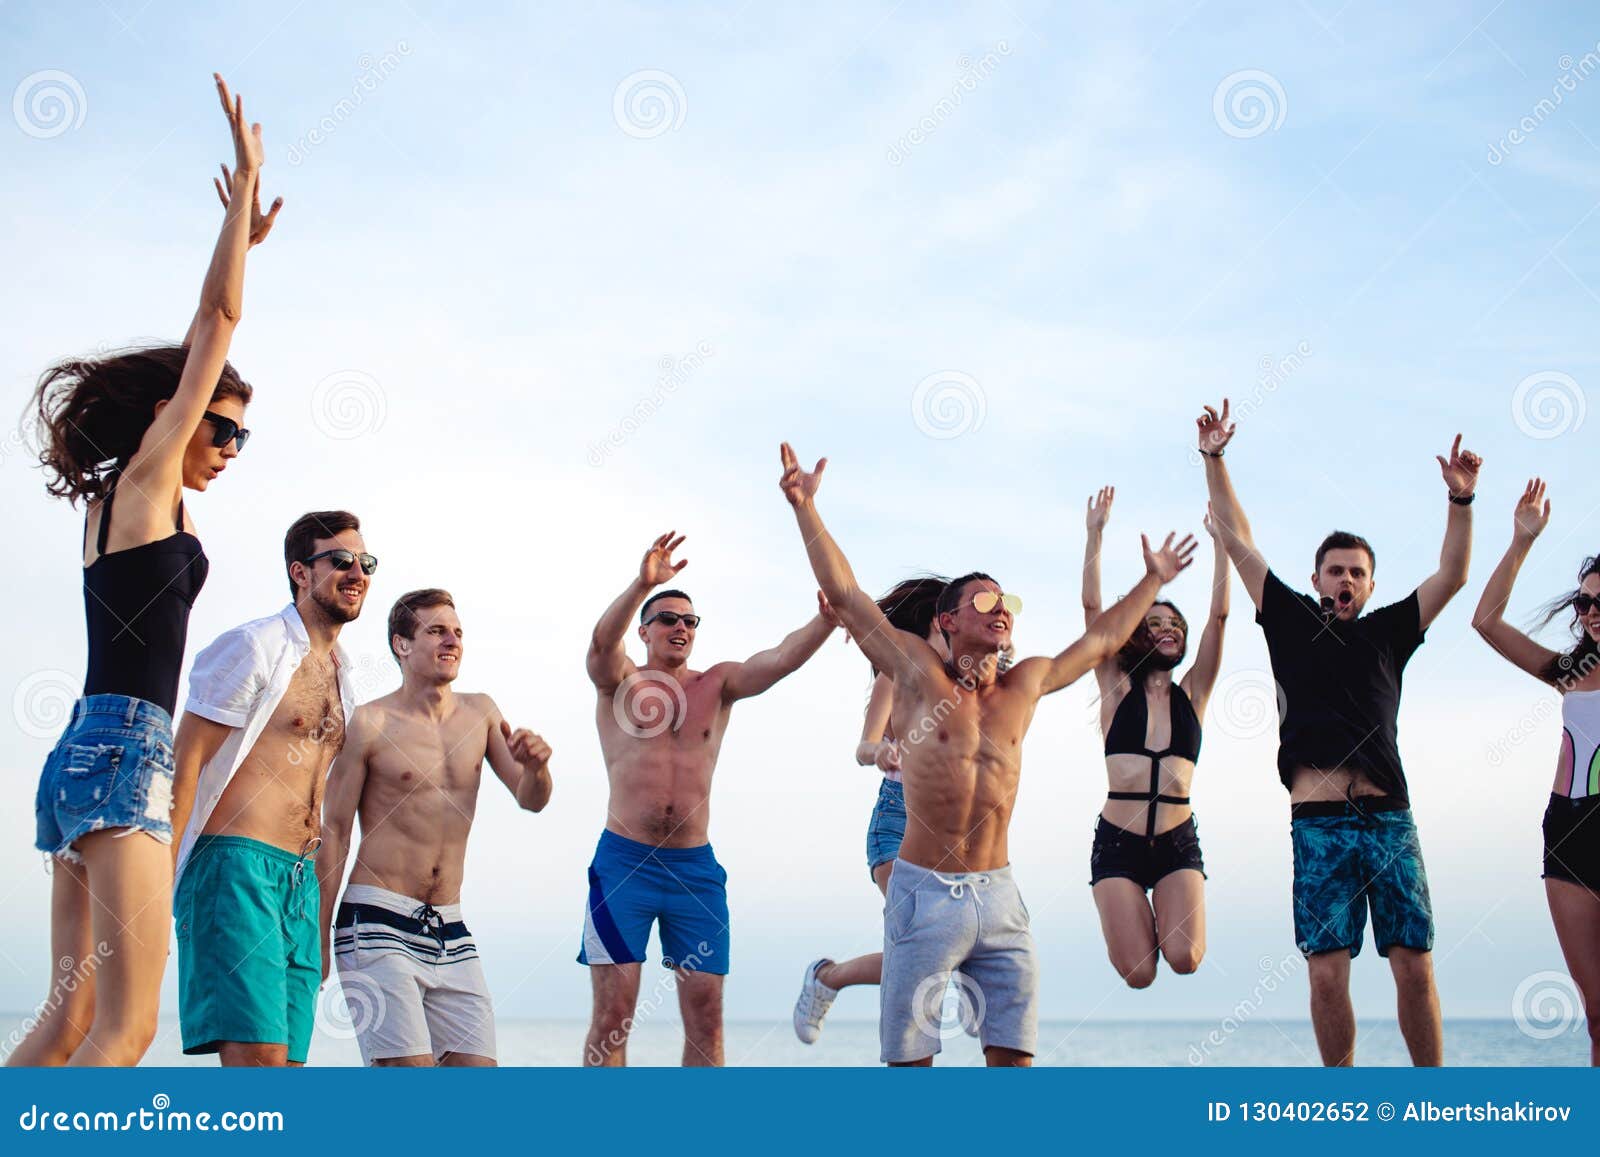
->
[32,343,251,505]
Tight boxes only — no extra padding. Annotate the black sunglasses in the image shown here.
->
[1574,594,1600,615]
[644,610,701,629]
[303,548,379,576]
[203,410,250,451]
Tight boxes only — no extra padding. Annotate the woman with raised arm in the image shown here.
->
[1083,486,1229,987]
[9,75,279,1068]
[1472,479,1600,1065]
[791,576,951,1044]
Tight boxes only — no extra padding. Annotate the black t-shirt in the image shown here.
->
[1255,570,1425,803]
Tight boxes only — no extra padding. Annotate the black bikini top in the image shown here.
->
[1104,679,1202,839]
[1104,678,1202,763]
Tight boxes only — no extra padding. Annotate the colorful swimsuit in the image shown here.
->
[1544,689,1600,890]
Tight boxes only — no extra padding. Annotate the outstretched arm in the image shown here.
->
[587,531,686,691]
[317,707,373,983]
[1081,486,1124,703]
[486,705,554,812]
[130,75,272,495]
[778,443,940,686]
[1473,478,1561,684]
[1416,433,1480,631]
[1196,399,1267,610]
[721,592,839,702]
[1183,505,1232,714]
[1023,532,1197,697]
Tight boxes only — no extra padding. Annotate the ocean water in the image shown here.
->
[11,1016,1586,1067]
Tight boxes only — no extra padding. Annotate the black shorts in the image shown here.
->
[1542,793,1600,891]
[1089,814,1207,891]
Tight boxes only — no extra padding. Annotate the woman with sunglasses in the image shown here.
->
[1082,487,1229,987]
[1473,479,1600,1065]
[11,75,279,1068]
[795,576,961,1042]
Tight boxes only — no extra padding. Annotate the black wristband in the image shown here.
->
[1449,491,1475,506]
[1198,447,1224,459]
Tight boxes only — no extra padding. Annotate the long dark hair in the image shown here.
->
[1115,598,1188,675]
[33,343,252,505]
[869,575,950,677]
[1532,554,1600,686]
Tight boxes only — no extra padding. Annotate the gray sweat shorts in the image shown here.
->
[879,858,1039,1063]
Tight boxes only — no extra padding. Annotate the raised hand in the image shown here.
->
[1196,399,1236,456]
[1142,532,1198,583]
[500,720,552,771]
[640,531,688,587]
[779,442,827,508]
[214,73,265,177]
[1436,433,1482,498]
[1086,486,1115,533]
[1202,501,1221,539]
[214,162,283,246]
[1513,478,1551,541]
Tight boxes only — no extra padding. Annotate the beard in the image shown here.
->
[310,583,364,624]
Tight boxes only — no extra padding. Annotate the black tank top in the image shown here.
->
[82,475,209,716]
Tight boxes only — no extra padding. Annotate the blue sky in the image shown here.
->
[0,1,1594,1055]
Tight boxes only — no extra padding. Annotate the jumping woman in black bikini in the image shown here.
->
[1082,487,1230,986]
[9,75,278,1067]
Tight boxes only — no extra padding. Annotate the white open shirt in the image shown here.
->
[175,602,357,887]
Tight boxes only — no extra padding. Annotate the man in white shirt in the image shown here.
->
[170,510,374,1066]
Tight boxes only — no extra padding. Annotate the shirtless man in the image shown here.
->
[317,588,553,1067]
[170,510,373,1066]
[1197,399,1477,1066]
[581,531,838,1066]
[777,444,1195,1065]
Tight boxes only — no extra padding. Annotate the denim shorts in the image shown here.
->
[33,694,176,864]
[866,778,906,875]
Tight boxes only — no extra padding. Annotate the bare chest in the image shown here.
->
[263,659,345,762]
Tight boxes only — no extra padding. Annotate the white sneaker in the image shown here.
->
[793,958,840,1044]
